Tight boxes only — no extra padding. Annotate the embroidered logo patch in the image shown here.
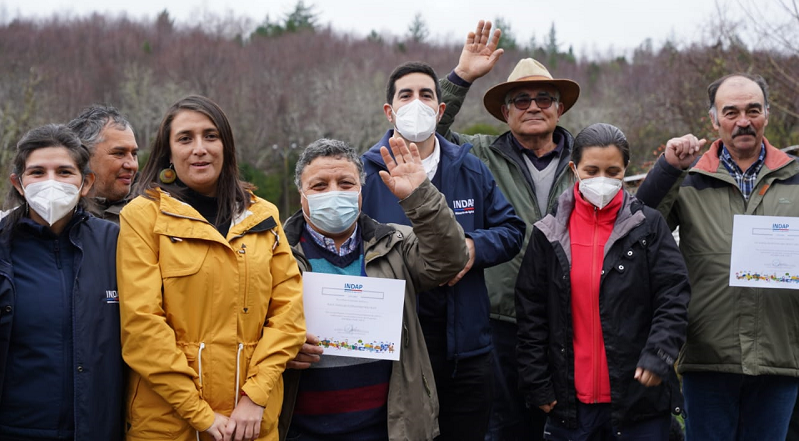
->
[452,198,475,215]
[105,290,119,304]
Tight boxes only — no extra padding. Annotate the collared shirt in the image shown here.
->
[303,222,360,256]
[512,132,565,171]
[420,136,441,180]
[719,143,766,200]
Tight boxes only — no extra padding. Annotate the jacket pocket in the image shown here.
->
[159,237,210,278]
[127,371,192,438]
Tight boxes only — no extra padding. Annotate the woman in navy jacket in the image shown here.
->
[515,124,690,440]
[0,124,122,440]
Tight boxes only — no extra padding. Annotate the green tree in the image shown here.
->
[367,30,383,45]
[546,22,558,68]
[155,9,174,34]
[283,0,318,33]
[407,13,429,43]
[252,1,318,39]
[493,17,517,51]
[239,162,282,205]
[463,123,502,136]
[252,15,284,38]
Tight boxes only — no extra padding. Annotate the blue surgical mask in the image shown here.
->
[302,190,361,234]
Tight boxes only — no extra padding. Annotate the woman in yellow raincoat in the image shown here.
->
[117,95,306,441]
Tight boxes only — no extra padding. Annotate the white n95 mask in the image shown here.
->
[22,179,82,226]
[578,176,622,210]
[392,99,438,143]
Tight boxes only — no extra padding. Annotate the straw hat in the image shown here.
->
[483,58,580,122]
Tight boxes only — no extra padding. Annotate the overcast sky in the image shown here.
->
[0,0,784,55]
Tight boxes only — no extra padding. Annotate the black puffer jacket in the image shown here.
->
[515,189,690,431]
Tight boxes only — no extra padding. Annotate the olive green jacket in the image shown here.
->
[279,180,469,440]
[637,139,799,376]
[437,77,575,322]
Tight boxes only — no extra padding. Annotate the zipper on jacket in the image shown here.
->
[54,239,62,269]
[238,243,250,313]
[592,207,601,403]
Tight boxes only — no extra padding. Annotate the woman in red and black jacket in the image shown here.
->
[515,123,690,441]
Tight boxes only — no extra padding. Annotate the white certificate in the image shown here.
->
[302,272,405,360]
[729,214,799,289]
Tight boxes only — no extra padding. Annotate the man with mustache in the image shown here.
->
[636,73,799,441]
[68,105,138,224]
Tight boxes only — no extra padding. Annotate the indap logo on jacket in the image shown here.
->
[452,198,475,215]
[105,290,119,304]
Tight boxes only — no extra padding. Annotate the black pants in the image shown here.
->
[544,402,670,441]
[424,328,493,441]
[788,397,799,441]
[485,319,547,441]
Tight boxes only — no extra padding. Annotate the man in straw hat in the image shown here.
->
[436,21,580,441]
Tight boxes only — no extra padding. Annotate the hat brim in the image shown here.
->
[483,77,581,122]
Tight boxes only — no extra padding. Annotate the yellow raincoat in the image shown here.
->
[118,189,305,440]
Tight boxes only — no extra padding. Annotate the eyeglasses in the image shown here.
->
[509,95,556,111]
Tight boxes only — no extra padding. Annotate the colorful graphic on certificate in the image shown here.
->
[729,214,799,289]
[302,271,405,360]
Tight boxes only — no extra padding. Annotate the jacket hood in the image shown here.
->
[149,188,275,244]
[363,130,474,171]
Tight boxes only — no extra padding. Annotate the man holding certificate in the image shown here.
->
[636,73,799,441]
[278,137,469,441]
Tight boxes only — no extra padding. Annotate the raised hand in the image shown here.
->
[663,134,706,170]
[453,20,504,83]
[378,136,427,200]
[287,332,324,370]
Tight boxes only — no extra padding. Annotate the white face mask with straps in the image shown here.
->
[21,179,83,225]
[391,99,438,143]
[572,168,622,210]
[302,190,361,234]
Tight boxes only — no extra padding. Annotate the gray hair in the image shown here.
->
[707,73,770,124]
[294,138,366,189]
[67,105,132,153]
